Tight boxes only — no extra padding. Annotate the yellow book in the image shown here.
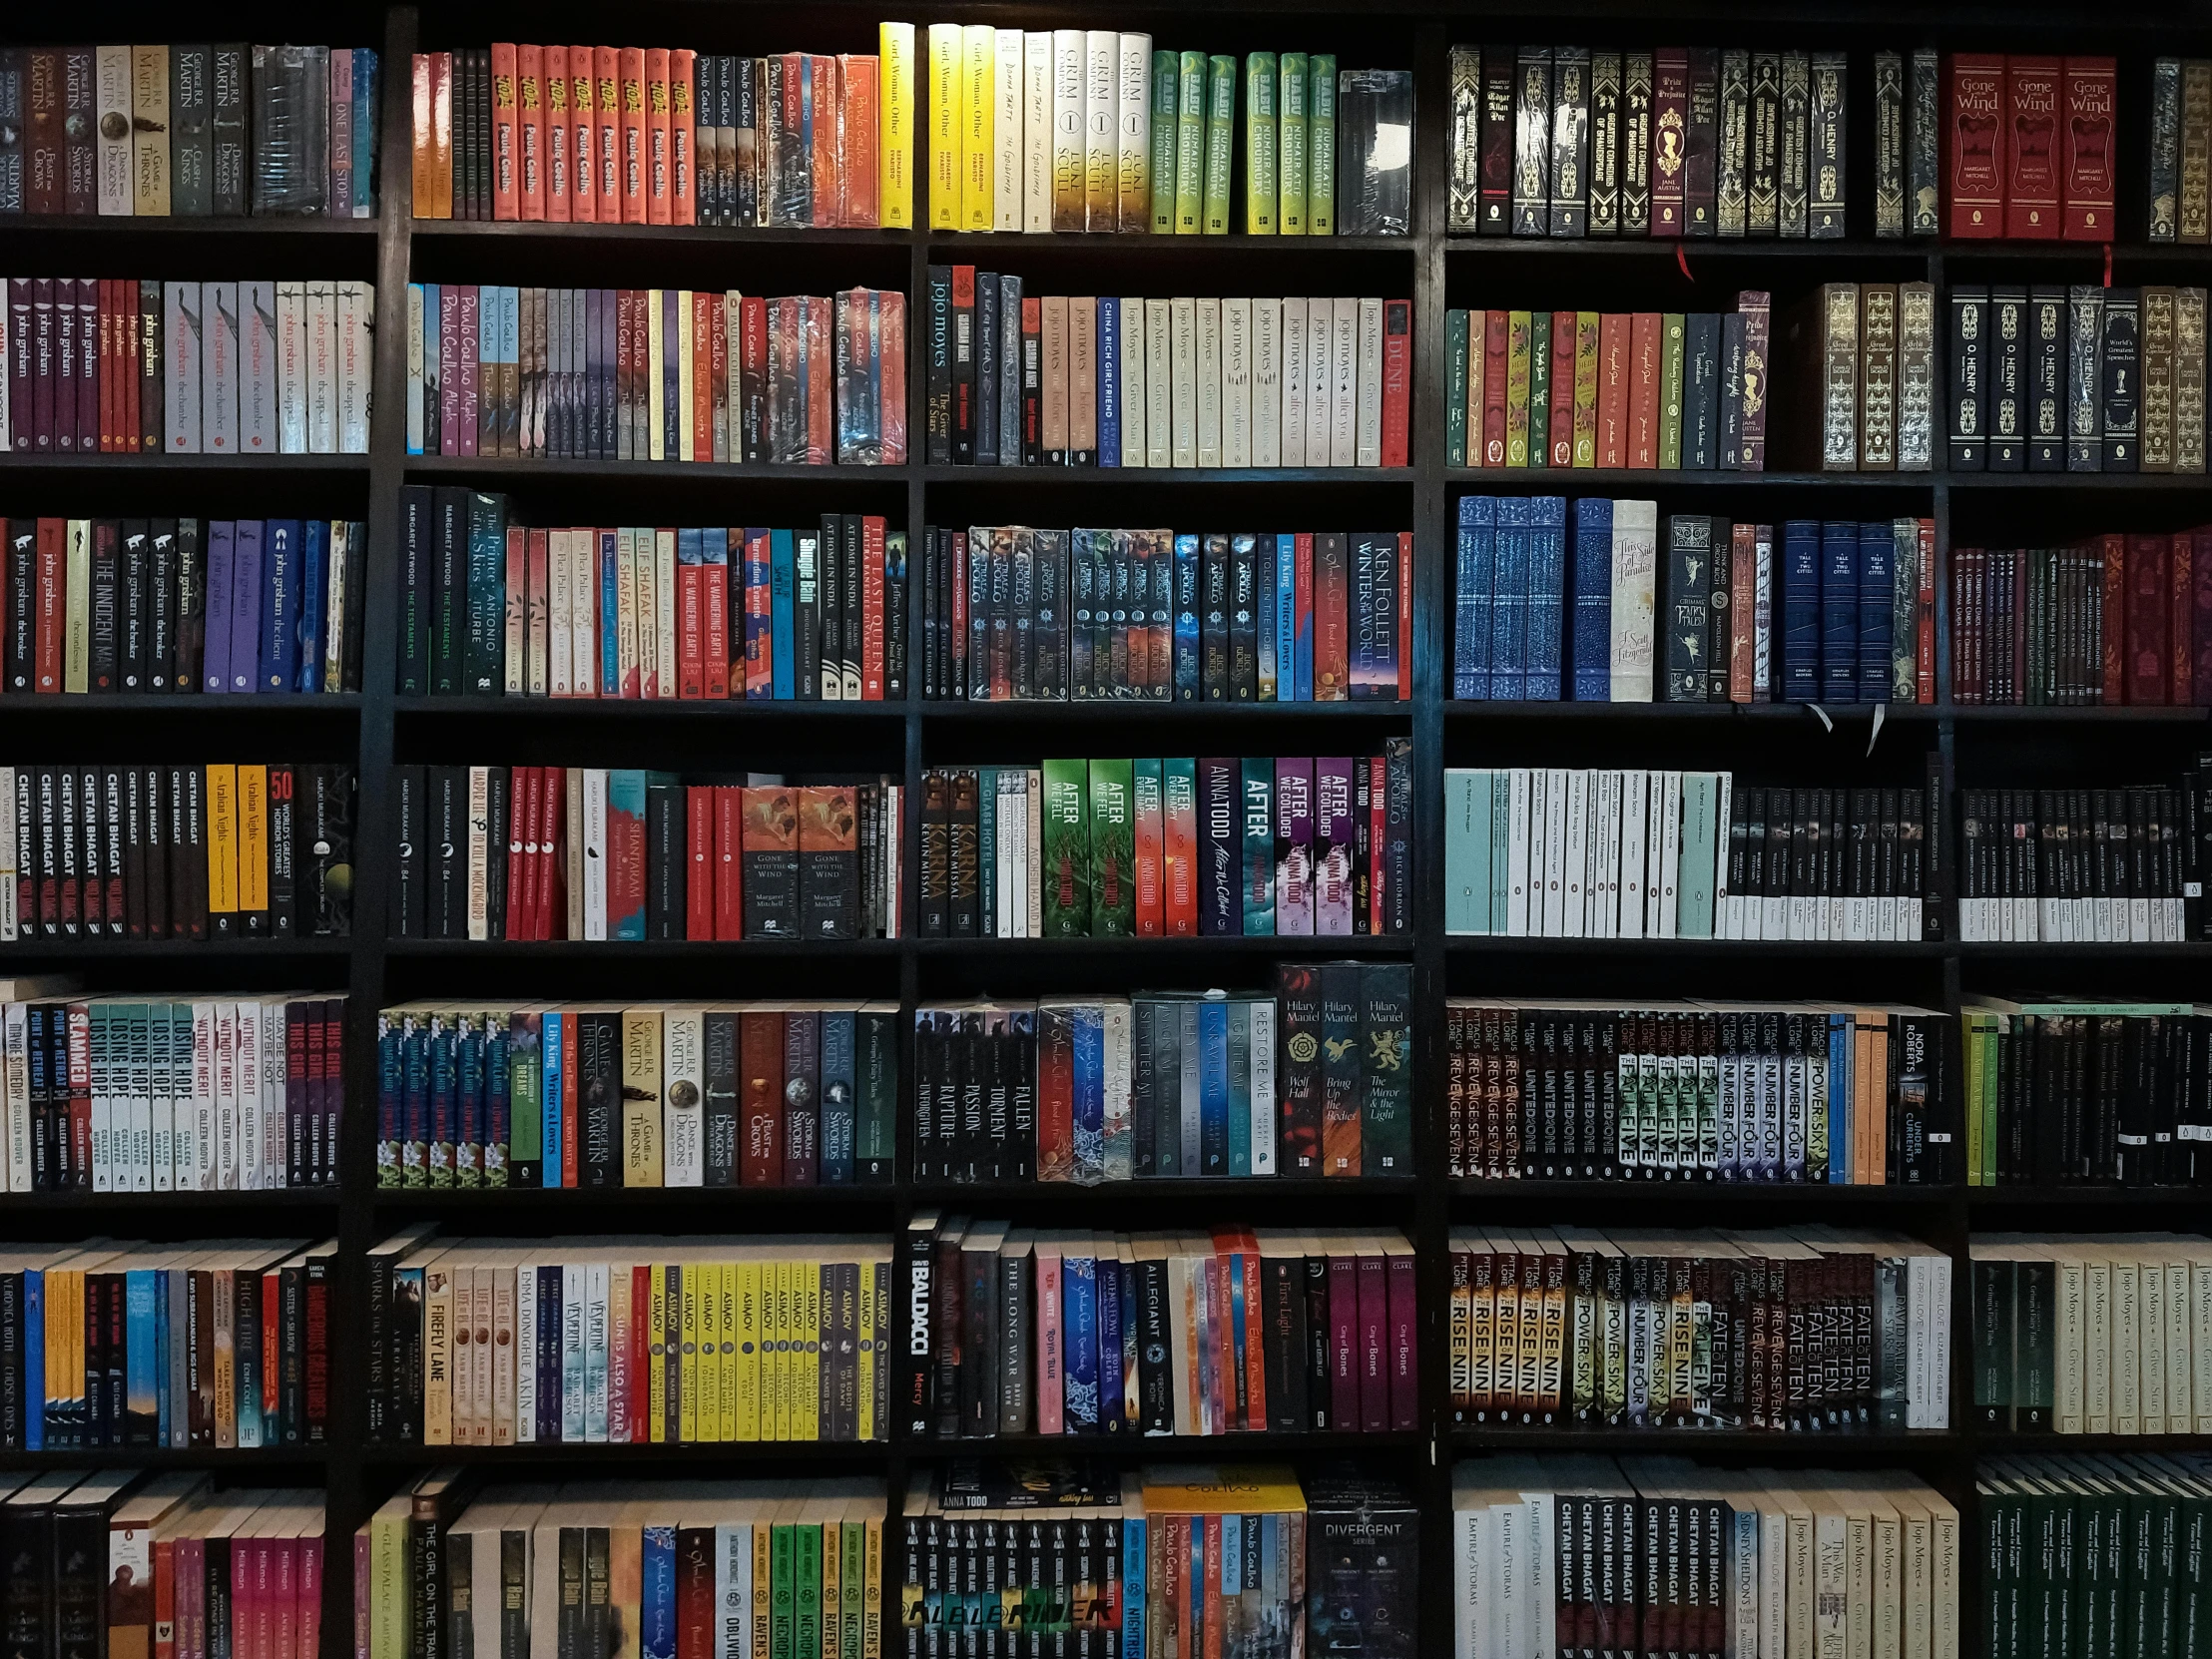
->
[609,1519,642,1659]
[647,1261,669,1444]
[608,1261,632,1445]
[1573,312,1600,467]
[770,1257,793,1442]
[799,1261,823,1442]
[236,765,269,926]
[1139,1464,1309,1515]
[679,1259,700,1443]
[960,25,995,232]
[64,520,91,692]
[860,1512,883,1659]
[854,1257,875,1444]
[927,25,962,231]
[877,23,916,229]
[677,296,696,462]
[1505,311,1533,467]
[620,1008,663,1185]
[716,1260,738,1444]
[646,293,666,461]
[204,765,240,929]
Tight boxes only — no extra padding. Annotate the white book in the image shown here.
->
[306,280,337,453]
[1617,769,1647,939]
[1116,34,1152,231]
[467,767,492,940]
[1505,768,1532,936]
[89,1010,113,1193]
[1169,297,1198,467]
[1118,297,1145,466]
[655,529,678,699]
[1354,295,1382,466]
[1221,297,1252,467]
[1752,524,1774,695]
[322,520,349,693]
[257,999,281,1189]
[1143,299,1173,466]
[1049,32,1087,231]
[583,1259,611,1441]
[164,282,203,452]
[1083,31,1118,231]
[1248,999,1276,1174]
[241,280,277,453]
[182,1001,215,1192]
[1323,296,1357,465]
[339,281,372,453]
[1609,500,1658,702]
[149,1004,176,1194]
[2166,1256,2192,1434]
[1023,32,1054,233]
[557,1260,585,1440]
[1305,298,1332,465]
[1280,297,1308,466]
[582,769,610,939]
[1251,298,1282,466]
[1645,772,1670,937]
[213,1002,240,1189]
[1593,771,1620,938]
[514,1279,537,1441]
[1540,769,1567,937]
[577,531,607,697]
[2194,1257,2212,1433]
[662,1008,704,1187]
[547,530,572,696]
[1562,769,1589,937]
[994,31,1025,232]
[1657,771,1682,937]
[96,47,134,215]
[1195,296,1223,465]
[2,1000,27,1191]
[1712,773,1733,940]
[276,281,308,454]
[1026,770,1044,938]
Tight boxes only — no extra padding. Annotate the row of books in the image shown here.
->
[367,1477,884,1659]
[387,769,902,944]
[1945,56,2121,239]
[2153,60,2212,242]
[3,992,345,1195]
[1956,784,2199,943]
[1771,282,1937,473]
[927,279,1411,470]
[0,44,375,217]
[1,277,372,456]
[1448,1459,1959,1659]
[4,517,366,697]
[920,526,1408,704]
[1444,770,1937,943]
[408,46,880,229]
[1443,1001,1950,1188]
[918,751,1413,940]
[1443,1225,1954,1431]
[1949,529,2212,706]
[923,33,1410,237]
[0,1240,334,1449]
[398,502,905,703]
[1945,285,2208,473]
[1443,298,1776,472]
[1970,1235,2212,1434]
[366,1230,893,1446]
[912,963,1410,1185]
[1,1475,324,1659]
[907,1217,1416,1439]
[372,1001,898,1190]
[1961,998,2212,1189]
[1452,501,1936,706]
[402,284,907,466]
[0,763,357,943]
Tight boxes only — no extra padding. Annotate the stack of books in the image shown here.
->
[3,516,366,697]
[0,761,358,943]
[918,750,1413,940]
[904,1217,1416,1437]
[364,1230,893,1446]
[1957,782,2198,942]
[927,277,1411,469]
[920,525,1408,703]
[1443,1225,1954,1429]
[1445,999,1950,1186]
[372,999,898,1190]
[0,45,377,216]
[912,961,1413,1183]
[0,1240,336,1448]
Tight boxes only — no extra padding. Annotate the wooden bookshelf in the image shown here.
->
[9,6,2212,1657]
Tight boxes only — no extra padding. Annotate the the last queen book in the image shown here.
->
[1306,1465,1419,1659]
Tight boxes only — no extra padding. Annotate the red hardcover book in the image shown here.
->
[2173,531,2196,706]
[1314,532,1350,700]
[34,517,63,692]
[1598,312,1630,468]
[713,785,744,939]
[644,48,672,227]
[1380,299,1410,467]
[538,767,564,938]
[1547,308,1575,467]
[670,49,697,227]
[811,55,840,227]
[489,42,519,220]
[2002,56,2062,239]
[541,45,571,222]
[685,787,714,939]
[1164,766,1198,935]
[677,545,704,700]
[2060,58,2117,241]
[860,515,885,699]
[739,1009,784,1185]
[2125,532,2167,705]
[618,47,648,225]
[594,46,622,215]
[1629,311,1661,468]
[1651,49,1690,237]
[2096,532,2125,703]
[517,44,545,221]
[1480,310,1508,466]
[703,533,731,699]
[2195,526,2212,706]
[507,765,535,939]
[1918,519,1937,704]
[1946,54,2006,238]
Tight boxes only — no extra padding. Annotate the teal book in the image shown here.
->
[1490,774,1512,929]
[1226,999,1253,1176]
[856,1007,898,1183]
[1826,1012,1850,1186]
[540,1009,563,1189]
[1676,771,1720,937]
[1445,770,1493,933]
[771,529,797,700]
[607,771,654,939]
[1240,759,1274,935]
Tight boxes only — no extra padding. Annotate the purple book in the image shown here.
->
[455,284,479,456]
[202,521,237,692]
[50,277,74,451]
[1198,756,1241,936]
[7,280,30,451]
[438,285,462,457]
[228,518,264,691]
[1275,758,1315,935]
[1315,757,1356,936]
[76,279,96,453]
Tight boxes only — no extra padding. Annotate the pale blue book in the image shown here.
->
[1444,770,1494,934]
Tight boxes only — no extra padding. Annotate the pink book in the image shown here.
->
[300,1532,325,1659]
[273,1533,295,1659]
[1327,1253,1358,1430]
[350,1531,368,1659]
[178,1537,204,1659]
[1033,1240,1063,1434]
[1356,1251,1388,1433]
[254,1531,276,1659]
[456,285,480,456]
[438,286,462,456]
[228,1536,251,1659]
[1385,1249,1417,1431]
[1198,1254,1224,1435]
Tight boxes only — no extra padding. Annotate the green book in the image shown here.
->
[505,1011,537,1186]
[1041,759,1092,935]
[793,1524,821,1659]
[1526,312,1551,468]
[1087,759,1136,935]
[770,1521,795,1659]
[1659,312,1688,469]
[1308,54,1338,235]
[1203,55,1237,235]
[1149,51,1179,233]
[1279,53,1310,234]
[855,1007,897,1181]
[1675,771,1719,936]
[1175,52,1207,234]
[1443,769,1491,932]
[1443,311,1470,466]
[1244,52,1279,234]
